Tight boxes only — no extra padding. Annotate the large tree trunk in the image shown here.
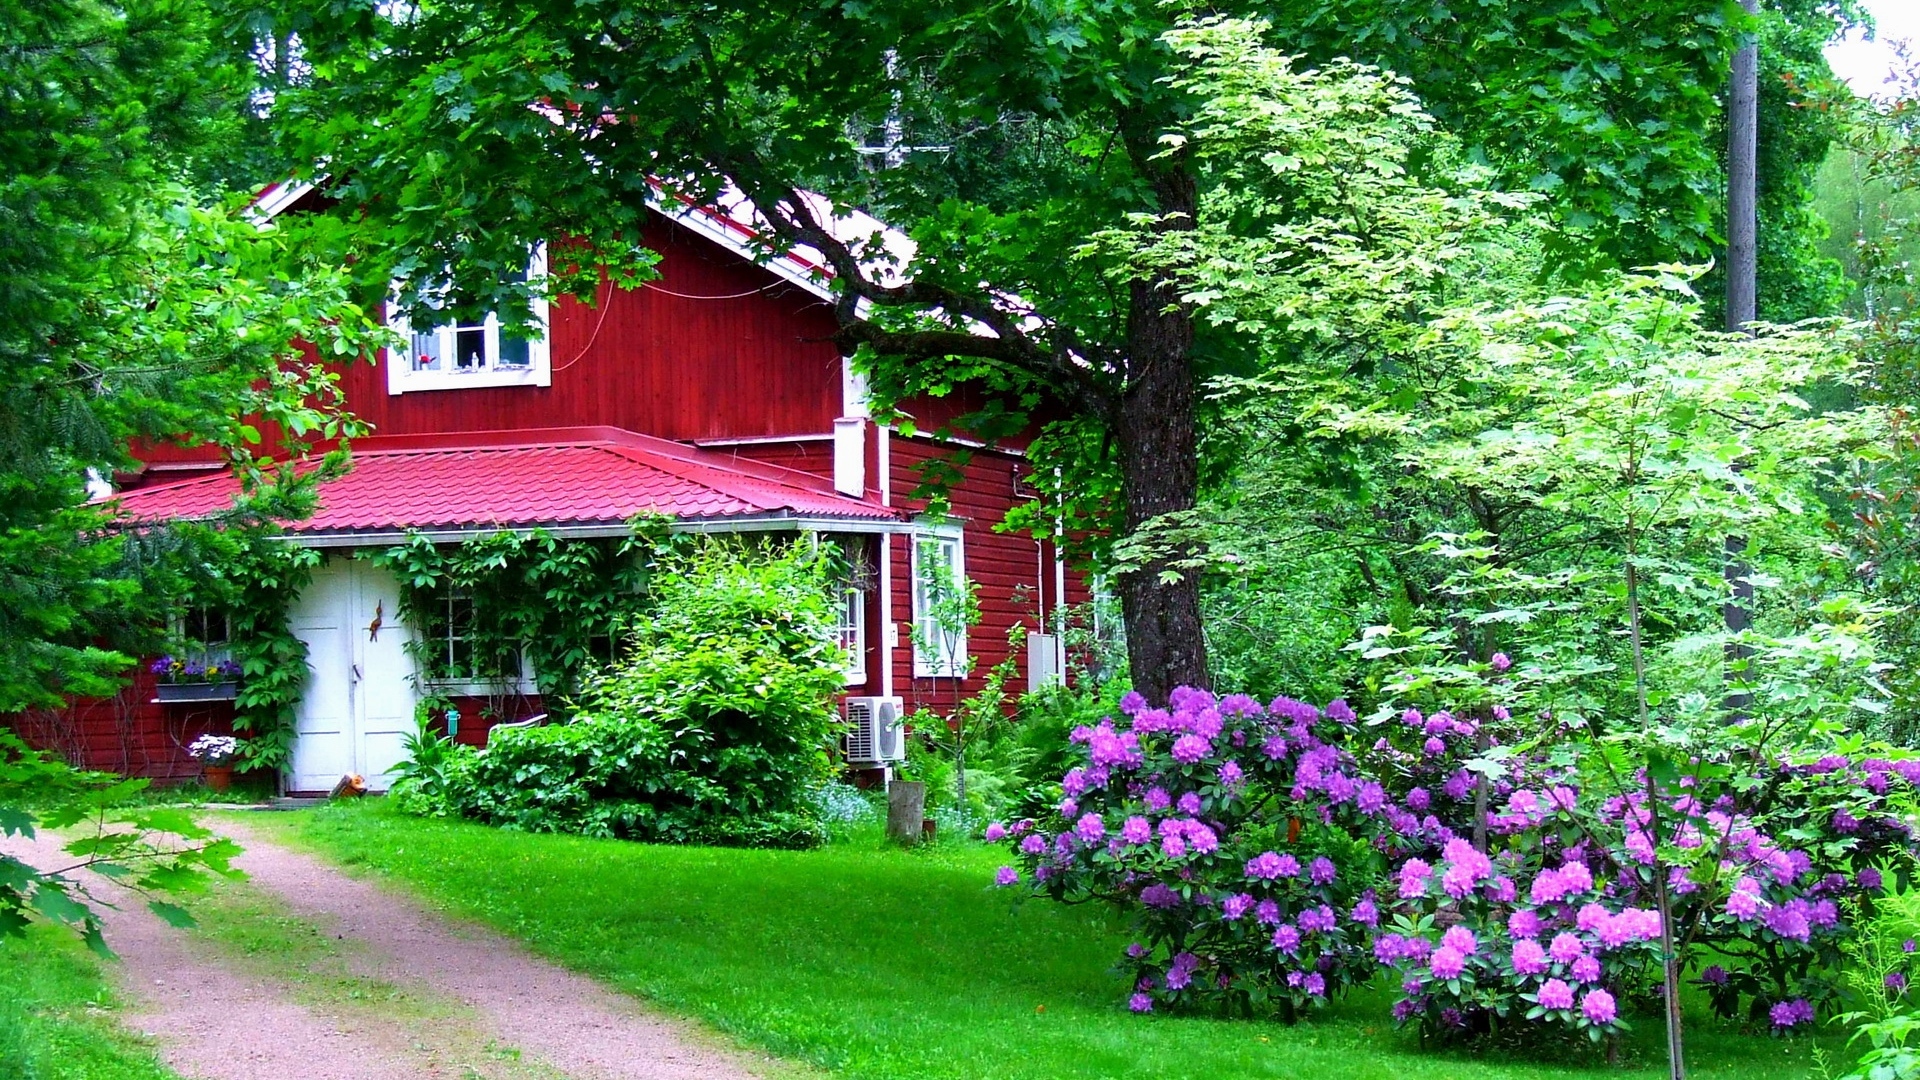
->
[1115,156,1209,704]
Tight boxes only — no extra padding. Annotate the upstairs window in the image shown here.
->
[386,247,551,394]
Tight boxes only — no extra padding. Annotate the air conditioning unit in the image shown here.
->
[843,695,905,765]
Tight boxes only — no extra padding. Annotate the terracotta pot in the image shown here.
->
[202,764,233,793]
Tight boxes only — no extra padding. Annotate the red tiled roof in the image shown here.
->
[105,428,898,539]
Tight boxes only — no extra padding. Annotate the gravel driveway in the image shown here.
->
[2,818,773,1080]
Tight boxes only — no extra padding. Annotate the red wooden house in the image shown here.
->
[24,182,1087,794]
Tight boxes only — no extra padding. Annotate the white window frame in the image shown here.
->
[836,582,868,686]
[417,587,536,695]
[910,525,969,678]
[386,245,552,395]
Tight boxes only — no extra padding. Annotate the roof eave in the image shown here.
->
[274,510,910,548]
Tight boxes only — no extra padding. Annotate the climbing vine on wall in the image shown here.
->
[176,527,320,772]
[368,518,680,714]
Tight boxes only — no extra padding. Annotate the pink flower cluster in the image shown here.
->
[996,682,1914,1042]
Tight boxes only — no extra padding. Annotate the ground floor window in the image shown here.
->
[418,587,523,684]
[911,526,969,678]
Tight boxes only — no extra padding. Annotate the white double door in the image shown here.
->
[286,556,417,794]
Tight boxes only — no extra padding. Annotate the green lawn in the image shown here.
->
[0,926,181,1080]
[246,801,1837,1080]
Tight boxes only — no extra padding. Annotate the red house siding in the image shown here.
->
[13,671,234,783]
[339,218,846,443]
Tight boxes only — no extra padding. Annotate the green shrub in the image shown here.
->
[419,538,846,848]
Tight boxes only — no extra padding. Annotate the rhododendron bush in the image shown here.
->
[994,684,1917,1043]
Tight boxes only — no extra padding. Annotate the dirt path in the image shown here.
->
[2,820,773,1080]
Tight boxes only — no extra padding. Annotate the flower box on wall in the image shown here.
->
[154,681,238,704]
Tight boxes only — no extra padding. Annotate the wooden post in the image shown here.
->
[1724,0,1761,725]
[886,781,926,844]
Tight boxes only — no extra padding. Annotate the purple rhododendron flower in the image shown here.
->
[1399,859,1433,899]
[1187,824,1219,856]
[1063,768,1089,797]
[1121,816,1152,845]
[1350,897,1379,927]
[1406,787,1432,811]
[1126,942,1147,959]
[1246,851,1285,880]
[1762,902,1812,943]
[1441,925,1479,957]
[1558,861,1594,894]
[1581,989,1617,1025]
[1177,791,1203,816]
[1429,945,1467,980]
[1161,833,1188,859]
[1075,813,1106,843]
[1889,972,1910,994]
[1509,909,1543,939]
[1020,834,1047,856]
[984,822,1007,842]
[1222,893,1254,921]
[1727,876,1766,921]
[1129,992,1153,1013]
[1309,856,1337,885]
[1171,734,1211,764]
[1571,955,1603,983]
[1769,999,1815,1028]
[1700,965,1729,986]
[1144,787,1171,811]
[1861,867,1885,892]
[994,866,1020,887]
[1256,899,1281,925]
[1548,933,1586,964]
[1299,905,1337,934]
[1272,924,1301,955]
[1490,651,1512,672]
[1511,938,1548,975]
[1304,972,1327,996]
[1576,903,1611,934]
[1537,978,1575,1010]
[1140,883,1180,909]
[1218,760,1245,788]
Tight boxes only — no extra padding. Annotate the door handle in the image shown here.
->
[351,663,363,684]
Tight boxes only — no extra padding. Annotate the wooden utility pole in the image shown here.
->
[1724,0,1759,723]
[1728,0,1760,334]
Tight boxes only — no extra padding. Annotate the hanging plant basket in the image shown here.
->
[155,681,238,703]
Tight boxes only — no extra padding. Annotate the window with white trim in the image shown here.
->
[417,587,524,685]
[911,527,971,678]
[836,581,867,686]
[386,246,551,394]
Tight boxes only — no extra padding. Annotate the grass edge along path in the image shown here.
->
[242,801,1837,1080]
[185,873,576,1080]
[0,926,184,1080]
